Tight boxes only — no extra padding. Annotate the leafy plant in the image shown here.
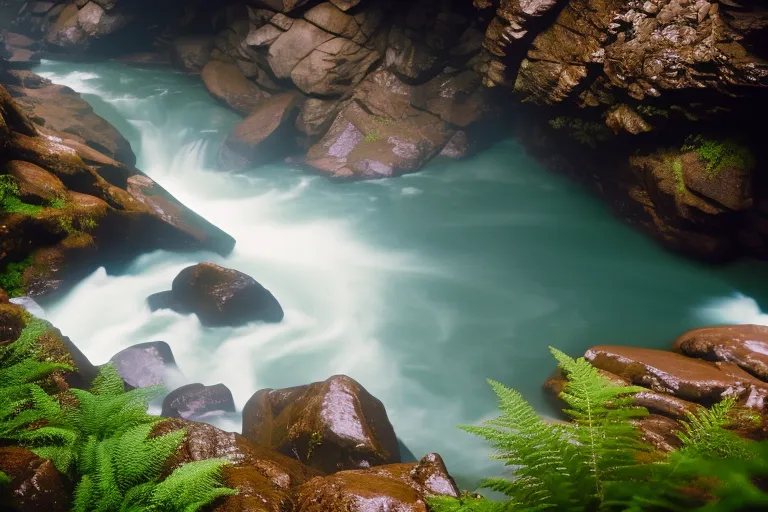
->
[672,158,685,194]
[0,255,35,298]
[548,117,611,147]
[306,431,323,461]
[682,136,756,178]
[0,175,43,216]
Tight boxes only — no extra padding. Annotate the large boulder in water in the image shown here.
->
[147,262,283,327]
[201,60,270,116]
[161,383,236,421]
[674,325,768,381]
[242,374,400,473]
[109,341,178,389]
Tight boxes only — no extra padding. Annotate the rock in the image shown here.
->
[201,60,270,116]
[219,92,302,170]
[77,2,130,39]
[439,131,469,159]
[46,4,88,48]
[0,447,69,511]
[410,69,488,127]
[291,37,379,97]
[267,20,335,79]
[585,345,768,409]
[244,24,283,48]
[6,160,67,204]
[330,0,361,11]
[295,97,341,137]
[109,341,178,388]
[295,454,459,511]
[242,374,400,473]
[633,414,683,453]
[0,304,25,344]
[8,296,46,319]
[674,325,768,381]
[170,36,214,74]
[303,3,358,38]
[148,262,283,327]
[150,418,320,511]
[161,383,236,421]
[259,0,314,14]
[605,104,652,135]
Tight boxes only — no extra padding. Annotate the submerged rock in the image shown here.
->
[242,374,400,473]
[161,383,236,421]
[147,262,283,327]
[109,341,178,389]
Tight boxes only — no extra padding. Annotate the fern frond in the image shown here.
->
[677,398,751,460]
[0,470,10,486]
[148,459,237,512]
[90,363,126,397]
[427,494,505,512]
[113,424,185,494]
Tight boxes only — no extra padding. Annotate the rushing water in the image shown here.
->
[31,60,768,486]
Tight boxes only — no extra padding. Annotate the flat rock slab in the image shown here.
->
[674,325,768,381]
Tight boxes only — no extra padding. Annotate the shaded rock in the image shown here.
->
[259,0,314,14]
[267,20,335,79]
[439,131,469,159]
[150,418,320,511]
[633,414,683,453]
[0,447,69,511]
[161,383,236,421]
[77,2,130,39]
[304,3,358,38]
[149,262,283,327]
[170,36,214,74]
[585,345,768,408]
[674,325,768,381]
[201,60,270,115]
[605,104,652,135]
[295,453,459,511]
[0,303,25,344]
[410,69,488,127]
[291,37,379,97]
[242,374,399,473]
[109,341,177,389]
[245,24,283,48]
[6,160,67,204]
[46,4,88,48]
[295,97,341,137]
[219,92,303,171]
[330,0,361,11]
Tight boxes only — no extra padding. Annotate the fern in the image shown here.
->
[148,459,237,511]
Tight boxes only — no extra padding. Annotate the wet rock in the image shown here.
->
[295,453,459,511]
[674,325,768,381]
[439,131,470,159]
[0,303,25,344]
[585,345,768,408]
[161,383,236,421]
[148,262,283,327]
[219,91,303,171]
[8,296,46,319]
[201,60,270,116]
[6,160,67,204]
[295,97,341,137]
[150,418,320,511]
[0,447,69,511]
[109,341,178,389]
[410,69,488,127]
[633,414,683,453]
[170,36,214,74]
[242,374,400,473]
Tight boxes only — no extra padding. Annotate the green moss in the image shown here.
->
[0,255,34,298]
[672,158,685,194]
[372,116,393,126]
[0,175,43,216]
[548,116,611,147]
[364,132,380,142]
[306,431,323,461]
[48,198,67,209]
[637,105,669,118]
[682,136,756,179]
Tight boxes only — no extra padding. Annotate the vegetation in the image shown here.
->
[0,255,35,298]
[548,117,611,147]
[682,136,756,179]
[0,175,43,216]
[364,131,380,142]
[428,347,768,512]
[672,158,685,194]
[637,105,670,119]
[306,431,323,461]
[0,316,237,511]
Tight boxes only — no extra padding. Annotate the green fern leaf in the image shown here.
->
[149,459,237,512]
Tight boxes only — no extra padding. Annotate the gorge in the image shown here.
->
[2,0,768,510]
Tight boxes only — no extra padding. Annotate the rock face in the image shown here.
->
[147,262,283,327]
[161,383,236,421]
[109,341,178,388]
[242,374,400,473]
[0,63,235,299]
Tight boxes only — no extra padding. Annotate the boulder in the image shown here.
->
[161,383,236,421]
[150,418,320,511]
[290,37,379,97]
[295,453,459,511]
[147,262,283,327]
[219,91,303,170]
[170,36,214,74]
[242,374,400,473]
[109,341,178,389]
[585,345,768,409]
[259,0,314,15]
[0,447,69,511]
[6,160,68,204]
[267,20,335,79]
[76,2,130,38]
[201,60,270,116]
[410,69,488,127]
[633,415,683,453]
[46,4,88,48]
[674,325,768,381]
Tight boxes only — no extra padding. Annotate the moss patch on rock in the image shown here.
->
[0,175,43,216]
[682,136,756,179]
[0,256,34,298]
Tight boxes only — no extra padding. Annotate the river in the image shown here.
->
[32,59,768,486]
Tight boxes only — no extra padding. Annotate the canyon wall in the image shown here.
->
[1,0,768,262]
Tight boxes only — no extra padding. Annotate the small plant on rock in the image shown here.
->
[682,136,756,179]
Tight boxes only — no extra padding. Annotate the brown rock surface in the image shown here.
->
[6,160,67,204]
[585,345,768,408]
[201,60,270,116]
[0,447,69,511]
[242,375,400,473]
[674,325,768,381]
[171,36,214,74]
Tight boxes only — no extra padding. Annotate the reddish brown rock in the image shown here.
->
[170,36,214,74]
[242,375,399,474]
[585,345,768,409]
[633,414,683,453]
[674,325,768,381]
[295,454,458,511]
[151,418,319,511]
[201,60,270,116]
[0,447,69,511]
[267,20,335,79]
[6,160,67,204]
[147,262,283,327]
[219,92,303,171]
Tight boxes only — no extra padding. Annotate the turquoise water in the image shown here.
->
[33,60,768,486]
